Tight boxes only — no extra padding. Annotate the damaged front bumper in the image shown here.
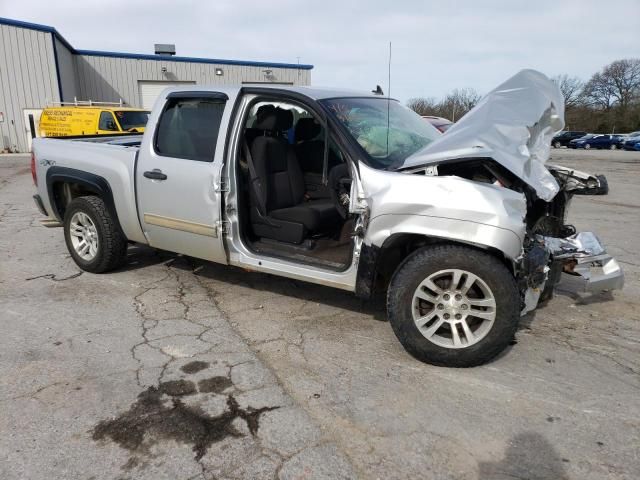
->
[520,232,624,314]
[543,232,624,292]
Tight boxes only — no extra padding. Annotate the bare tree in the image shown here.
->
[451,88,481,115]
[406,97,438,116]
[552,74,584,108]
[407,60,640,132]
[604,59,640,108]
[583,59,640,110]
[407,88,481,121]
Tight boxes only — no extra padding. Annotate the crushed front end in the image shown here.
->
[519,167,624,314]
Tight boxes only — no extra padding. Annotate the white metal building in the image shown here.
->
[0,17,313,152]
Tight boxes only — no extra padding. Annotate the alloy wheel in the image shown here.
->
[69,211,99,261]
[411,269,497,349]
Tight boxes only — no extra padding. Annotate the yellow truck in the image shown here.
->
[39,105,150,137]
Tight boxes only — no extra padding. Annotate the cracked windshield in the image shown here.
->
[323,97,440,169]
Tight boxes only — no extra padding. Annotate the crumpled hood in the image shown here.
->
[400,69,565,201]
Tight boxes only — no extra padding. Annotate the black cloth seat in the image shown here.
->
[269,199,338,233]
[295,117,324,173]
[248,107,341,244]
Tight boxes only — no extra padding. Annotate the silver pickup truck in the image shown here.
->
[31,69,623,367]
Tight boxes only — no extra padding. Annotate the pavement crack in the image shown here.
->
[25,271,83,282]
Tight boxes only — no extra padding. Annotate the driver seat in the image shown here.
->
[248,107,341,244]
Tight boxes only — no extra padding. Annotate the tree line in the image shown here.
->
[407,59,640,133]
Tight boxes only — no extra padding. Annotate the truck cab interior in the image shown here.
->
[236,99,354,270]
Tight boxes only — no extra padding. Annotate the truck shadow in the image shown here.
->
[120,245,388,321]
[477,432,569,480]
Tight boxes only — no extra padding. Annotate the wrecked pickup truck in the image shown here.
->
[31,69,624,367]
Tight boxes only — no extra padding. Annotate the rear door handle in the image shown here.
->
[143,169,167,181]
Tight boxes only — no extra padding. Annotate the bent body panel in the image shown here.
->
[358,163,526,260]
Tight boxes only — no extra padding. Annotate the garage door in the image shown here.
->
[138,81,196,110]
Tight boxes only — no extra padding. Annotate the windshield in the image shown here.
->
[322,97,440,169]
[115,111,150,130]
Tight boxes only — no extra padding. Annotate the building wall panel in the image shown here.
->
[55,37,77,102]
[76,55,310,107]
[0,24,58,152]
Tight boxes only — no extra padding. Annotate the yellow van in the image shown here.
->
[39,106,150,137]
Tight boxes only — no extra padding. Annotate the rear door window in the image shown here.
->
[155,97,226,162]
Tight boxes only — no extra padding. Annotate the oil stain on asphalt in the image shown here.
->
[180,361,210,374]
[92,376,279,464]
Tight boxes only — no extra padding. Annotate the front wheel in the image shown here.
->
[387,245,520,367]
[584,143,591,149]
[63,196,128,273]
[610,144,617,150]
[553,141,562,148]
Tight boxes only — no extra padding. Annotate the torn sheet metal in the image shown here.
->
[401,69,565,201]
[543,232,624,292]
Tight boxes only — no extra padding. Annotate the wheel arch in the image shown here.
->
[46,166,122,233]
[355,233,517,300]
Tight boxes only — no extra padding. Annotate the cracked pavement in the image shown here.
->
[1,149,639,479]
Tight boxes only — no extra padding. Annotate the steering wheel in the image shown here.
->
[328,163,352,219]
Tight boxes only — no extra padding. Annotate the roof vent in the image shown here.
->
[154,44,176,56]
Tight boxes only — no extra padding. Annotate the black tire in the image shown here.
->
[63,196,128,273]
[387,245,520,367]
[553,141,561,148]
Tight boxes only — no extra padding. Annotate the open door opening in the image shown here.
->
[235,98,355,271]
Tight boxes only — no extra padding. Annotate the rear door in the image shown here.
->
[135,90,232,263]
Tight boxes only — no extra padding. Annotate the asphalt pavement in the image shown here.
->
[1,148,639,479]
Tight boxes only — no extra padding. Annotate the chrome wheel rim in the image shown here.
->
[412,269,496,349]
[69,212,99,261]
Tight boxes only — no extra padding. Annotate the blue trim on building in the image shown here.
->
[75,49,313,70]
[50,32,65,101]
[0,16,313,70]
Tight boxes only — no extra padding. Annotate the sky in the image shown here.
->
[2,0,639,102]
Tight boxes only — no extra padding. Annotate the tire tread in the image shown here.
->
[64,196,127,273]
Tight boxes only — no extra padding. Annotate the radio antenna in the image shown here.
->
[386,41,392,156]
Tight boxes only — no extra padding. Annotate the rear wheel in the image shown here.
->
[584,143,591,149]
[610,144,617,150]
[63,196,128,273]
[387,245,520,367]
[553,141,562,148]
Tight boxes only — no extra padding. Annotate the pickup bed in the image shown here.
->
[32,70,624,367]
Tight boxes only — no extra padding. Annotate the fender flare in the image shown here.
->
[45,166,120,229]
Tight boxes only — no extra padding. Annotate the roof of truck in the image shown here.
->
[162,84,393,101]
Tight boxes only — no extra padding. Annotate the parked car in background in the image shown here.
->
[621,132,640,150]
[551,130,587,148]
[568,134,595,148]
[622,134,640,150]
[569,134,624,150]
[422,116,453,133]
[40,105,150,138]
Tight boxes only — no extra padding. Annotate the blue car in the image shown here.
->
[622,132,640,150]
[570,134,624,150]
